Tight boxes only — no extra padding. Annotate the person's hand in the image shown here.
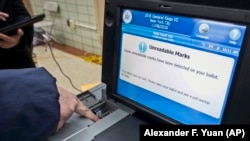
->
[0,12,23,49]
[57,86,99,131]
[0,28,24,49]
[0,12,9,21]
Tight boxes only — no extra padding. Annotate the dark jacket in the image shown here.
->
[0,67,60,141]
[0,0,35,69]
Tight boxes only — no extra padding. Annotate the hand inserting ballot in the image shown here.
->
[57,86,100,131]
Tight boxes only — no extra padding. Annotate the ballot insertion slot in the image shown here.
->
[77,91,119,119]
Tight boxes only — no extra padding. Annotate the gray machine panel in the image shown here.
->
[46,83,131,141]
[46,113,93,141]
[46,109,129,141]
[65,109,129,141]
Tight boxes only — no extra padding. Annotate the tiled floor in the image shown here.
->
[33,45,102,94]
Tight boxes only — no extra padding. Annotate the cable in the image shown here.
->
[36,1,82,92]
[45,38,82,93]
[36,32,82,93]
[47,11,65,45]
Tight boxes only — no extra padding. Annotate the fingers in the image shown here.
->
[58,86,99,121]
[0,12,9,21]
[75,98,99,122]
[0,33,11,48]
[0,29,24,49]
[57,87,77,131]
[57,86,99,131]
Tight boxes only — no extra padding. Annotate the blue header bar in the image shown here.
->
[122,9,247,49]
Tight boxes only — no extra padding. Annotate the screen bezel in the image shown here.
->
[102,0,250,124]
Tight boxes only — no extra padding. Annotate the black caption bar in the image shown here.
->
[140,125,250,140]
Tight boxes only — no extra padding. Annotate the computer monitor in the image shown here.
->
[102,0,250,124]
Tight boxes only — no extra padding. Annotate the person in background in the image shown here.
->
[0,0,35,69]
[0,67,99,141]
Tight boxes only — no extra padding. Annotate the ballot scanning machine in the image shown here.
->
[46,0,250,140]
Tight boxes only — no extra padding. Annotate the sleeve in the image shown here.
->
[0,67,60,141]
[11,0,34,51]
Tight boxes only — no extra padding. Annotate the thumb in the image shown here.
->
[17,28,24,36]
